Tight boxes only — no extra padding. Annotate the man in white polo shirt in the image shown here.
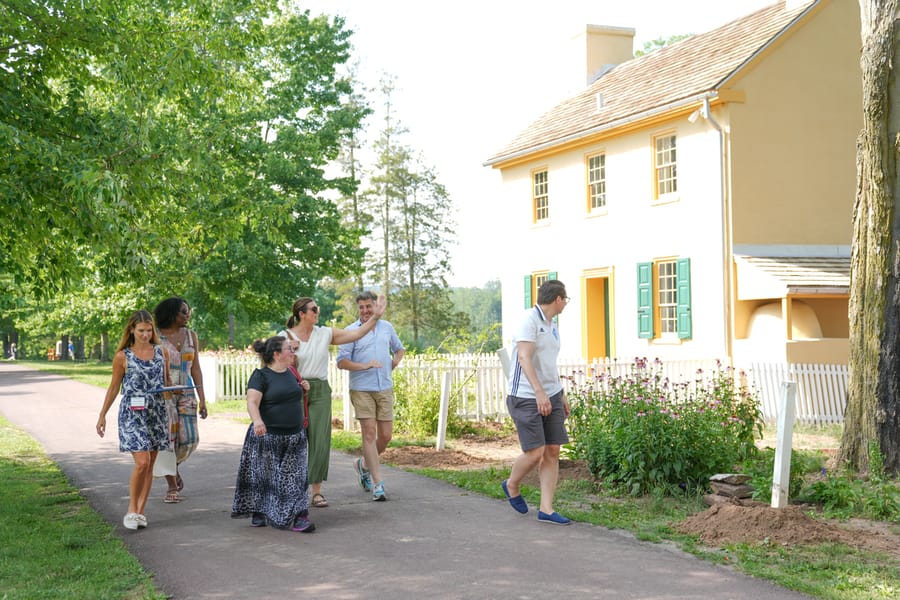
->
[501,279,572,525]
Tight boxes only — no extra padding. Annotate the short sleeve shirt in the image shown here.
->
[508,305,562,399]
[279,326,333,379]
[336,319,404,392]
[247,367,304,434]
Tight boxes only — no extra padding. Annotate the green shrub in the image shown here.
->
[568,358,762,495]
[741,447,823,503]
[392,365,466,438]
[795,444,900,521]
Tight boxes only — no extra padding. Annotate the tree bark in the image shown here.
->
[843,0,900,473]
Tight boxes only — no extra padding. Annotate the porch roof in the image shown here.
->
[734,255,850,300]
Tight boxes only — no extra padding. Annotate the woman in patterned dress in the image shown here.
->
[96,310,171,531]
[231,336,314,532]
[277,295,385,508]
[154,297,208,503]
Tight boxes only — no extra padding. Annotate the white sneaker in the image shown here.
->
[136,514,148,528]
[123,513,140,530]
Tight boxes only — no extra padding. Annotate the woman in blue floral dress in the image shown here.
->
[96,310,170,531]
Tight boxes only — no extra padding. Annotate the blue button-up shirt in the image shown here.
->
[336,319,405,392]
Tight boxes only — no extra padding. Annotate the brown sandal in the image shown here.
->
[164,488,181,503]
[311,493,328,508]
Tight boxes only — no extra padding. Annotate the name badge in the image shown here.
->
[130,396,146,410]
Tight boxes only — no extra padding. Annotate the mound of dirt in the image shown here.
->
[676,500,900,559]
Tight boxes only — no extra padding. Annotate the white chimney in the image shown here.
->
[571,25,635,87]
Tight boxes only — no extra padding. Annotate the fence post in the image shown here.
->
[497,347,511,385]
[198,353,217,403]
[436,371,452,451]
[771,381,797,509]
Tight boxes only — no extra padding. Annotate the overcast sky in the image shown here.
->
[299,0,783,287]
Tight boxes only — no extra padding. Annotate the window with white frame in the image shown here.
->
[588,153,606,210]
[654,134,677,198]
[656,260,678,334]
[637,258,692,340]
[533,169,549,221]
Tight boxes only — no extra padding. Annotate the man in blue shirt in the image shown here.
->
[337,291,405,501]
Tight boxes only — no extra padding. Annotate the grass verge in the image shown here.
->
[16,359,113,388]
[0,414,163,599]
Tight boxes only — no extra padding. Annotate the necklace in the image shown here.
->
[160,328,185,351]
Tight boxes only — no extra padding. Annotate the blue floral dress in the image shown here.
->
[118,346,170,453]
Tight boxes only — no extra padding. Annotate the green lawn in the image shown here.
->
[0,415,163,599]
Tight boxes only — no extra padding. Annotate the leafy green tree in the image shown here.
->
[2,1,369,349]
[363,78,456,349]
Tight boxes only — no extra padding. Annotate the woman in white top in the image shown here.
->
[279,295,385,508]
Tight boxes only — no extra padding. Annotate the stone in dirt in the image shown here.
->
[709,473,751,485]
[709,481,754,498]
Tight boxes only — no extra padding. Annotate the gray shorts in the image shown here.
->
[506,390,569,452]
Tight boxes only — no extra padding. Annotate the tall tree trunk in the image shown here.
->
[101,332,110,362]
[842,0,900,473]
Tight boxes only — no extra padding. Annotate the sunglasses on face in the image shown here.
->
[304,306,319,314]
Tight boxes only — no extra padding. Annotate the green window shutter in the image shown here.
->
[637,262,654,339]
[524,275,533,308]
[676,257,692,339]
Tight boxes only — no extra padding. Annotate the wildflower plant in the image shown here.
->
[567,358,762,495]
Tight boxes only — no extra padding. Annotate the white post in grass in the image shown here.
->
[771,381,797,508]
[436,371,452,451]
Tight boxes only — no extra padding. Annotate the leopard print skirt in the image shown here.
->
[231,425,309,529]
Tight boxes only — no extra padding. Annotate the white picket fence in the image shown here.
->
[748,362,847,425]
[201,351,848,427]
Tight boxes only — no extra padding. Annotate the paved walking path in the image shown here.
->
[0,362,809,599]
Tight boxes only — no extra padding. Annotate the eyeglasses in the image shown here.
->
[281,346,295,354]
[561,296,571,304]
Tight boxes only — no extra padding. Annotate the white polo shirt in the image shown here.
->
[508,305,562,398]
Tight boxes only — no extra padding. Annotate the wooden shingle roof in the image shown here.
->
[485,1,816,166]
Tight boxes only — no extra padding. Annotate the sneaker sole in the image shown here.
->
[537,514,572,525]
[291,523,316,533]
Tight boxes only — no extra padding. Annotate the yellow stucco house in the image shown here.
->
[484,0,859,366]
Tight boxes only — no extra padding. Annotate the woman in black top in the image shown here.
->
[231,336,314,532]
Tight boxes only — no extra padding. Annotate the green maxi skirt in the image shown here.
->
[305,378,332,484]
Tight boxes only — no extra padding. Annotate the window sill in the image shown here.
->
[652,195,680,206]
[586,208,608,218]
[531,219,552,229]
[652,336,684,345]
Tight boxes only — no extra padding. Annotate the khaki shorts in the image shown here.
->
[350,389,395,421]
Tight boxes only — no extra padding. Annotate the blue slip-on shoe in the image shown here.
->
[501,479,528,514]
[537,511,571,525]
